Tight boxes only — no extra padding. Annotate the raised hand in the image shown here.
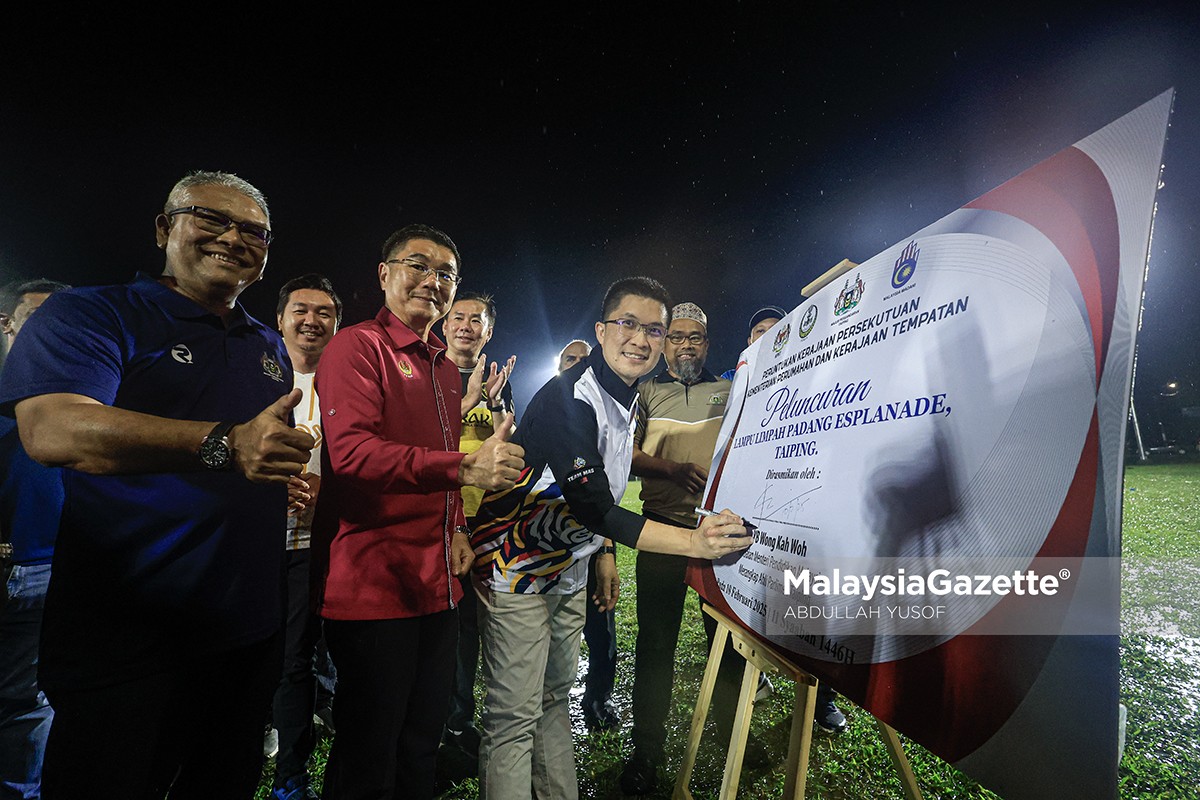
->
[463,355,487,414]
[229,389,316,484]
[486,355,517,406]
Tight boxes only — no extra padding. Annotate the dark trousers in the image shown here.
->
[323,611,457,800]
[41,634,279,800]
[446,575,479,731]
[0,563,53,800]
[315,637,337,708]
[630,536,743,759]
[582,551,617,703]
[272,548,324,786]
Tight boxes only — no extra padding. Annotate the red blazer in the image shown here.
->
[312,307,466,619]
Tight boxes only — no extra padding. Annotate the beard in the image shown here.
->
[673,356,703,384]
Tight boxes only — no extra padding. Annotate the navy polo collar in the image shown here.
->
[130,272,256,329]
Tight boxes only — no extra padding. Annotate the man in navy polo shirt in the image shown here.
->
[0,277,69,800]
[0,170,315,799]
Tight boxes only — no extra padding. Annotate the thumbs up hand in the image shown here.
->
[458,412,525,491]
[491,412,516,443]
[228,388,317,484]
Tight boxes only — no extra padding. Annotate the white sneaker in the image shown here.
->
[264,725,280,759]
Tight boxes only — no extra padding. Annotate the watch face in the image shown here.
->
[200,436,232,469]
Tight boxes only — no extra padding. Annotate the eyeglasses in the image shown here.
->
[665,332,708,345]
[165,206,273,248]
[602,318,667,340]
[385,257,462,286]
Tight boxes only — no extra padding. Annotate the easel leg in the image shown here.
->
[718,660,761,799]
[679,605,925,800]
[674,623,730,799]
[781,678,817,800]
[876,719,924,800]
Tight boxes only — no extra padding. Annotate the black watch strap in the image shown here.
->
[199,421,237,470]
[206,420,236,444]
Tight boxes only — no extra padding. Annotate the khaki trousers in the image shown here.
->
[477,584,587,800]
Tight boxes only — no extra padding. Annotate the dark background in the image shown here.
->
[2,6,1197,442]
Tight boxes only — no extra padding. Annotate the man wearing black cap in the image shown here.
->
[720,305,787,380]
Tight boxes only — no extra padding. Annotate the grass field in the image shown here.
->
[258,463,1200,799]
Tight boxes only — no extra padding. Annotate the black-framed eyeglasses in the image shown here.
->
[665,332,708,345]
[165,206,273,248]
[385,257,462,286]
[602,318,668,340]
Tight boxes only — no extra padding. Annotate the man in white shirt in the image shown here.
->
[270,274,341,800]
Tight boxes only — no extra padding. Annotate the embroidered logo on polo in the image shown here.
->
[567,457,596,485]
[261,353,285,382]
[170,344,193,364]
[708,393,727,406]
[397,359,415,378]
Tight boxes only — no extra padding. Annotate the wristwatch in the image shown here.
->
[199,421,237,470]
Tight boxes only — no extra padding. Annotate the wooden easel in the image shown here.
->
[673,605,923,800]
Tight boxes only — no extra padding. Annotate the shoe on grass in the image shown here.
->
[443,724,483,760]
[619,750,660,795]
[271,776,318,800]
[582,695,620,731]
[814,687,847,734]
[313,701,335,735]
[263,725,279,759]
[743,735,773,768]
[754,674,774,702]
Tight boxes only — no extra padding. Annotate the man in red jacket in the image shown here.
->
[311,224,524,800]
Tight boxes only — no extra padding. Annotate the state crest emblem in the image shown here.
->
[261,353,285,383]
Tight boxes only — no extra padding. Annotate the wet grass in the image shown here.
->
[257,464,1200,798]
[1117,462,1200,800]
[1121,462,1200,639]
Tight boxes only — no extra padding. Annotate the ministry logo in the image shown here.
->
[834,274,865,317]
[798,304,818,339]
[892,240,919,289]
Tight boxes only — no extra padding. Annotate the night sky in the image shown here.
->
[3,6,1198,421]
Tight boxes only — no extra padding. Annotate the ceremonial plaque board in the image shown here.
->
[691,91,1173,800]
